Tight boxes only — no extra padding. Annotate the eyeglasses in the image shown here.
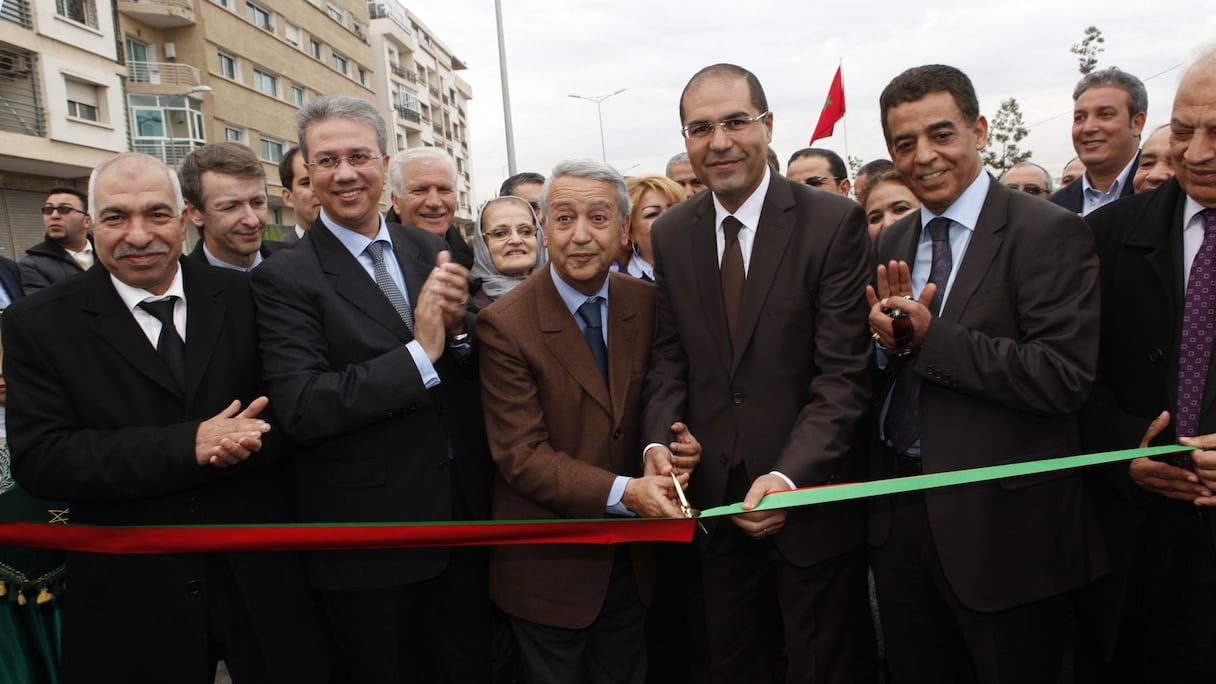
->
[1006,183,1047,196]
[41,205,86,216]
[681,111,770,140]
[307,152,379,171]
[484,225,537,242]
[804,176,844,188]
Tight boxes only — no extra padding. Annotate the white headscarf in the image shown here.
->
[471,196,547,302]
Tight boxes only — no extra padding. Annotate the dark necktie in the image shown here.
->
[885,217,954,456]
[365,240,415,333]
[577,296,608,382]
[720,216,745,341]
[138,296,185,391]
[1174,209,1216,468]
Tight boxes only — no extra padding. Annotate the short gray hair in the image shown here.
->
[541,160,630,223]
[1073,67,1148,118]
[1001,161,1054,193]
[388,147,457,195]
[87,152,184,222]
[296,95,387,161]
[665,151,690,176]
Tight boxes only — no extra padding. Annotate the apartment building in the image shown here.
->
[0,0,127,259]
[119,0,376,230]
[368,0,474,228]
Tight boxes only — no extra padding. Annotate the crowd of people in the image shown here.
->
[0,46,1214,684]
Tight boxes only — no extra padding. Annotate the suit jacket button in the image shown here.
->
[1149,348,1164,362]
[732,393,745,405]
[185,580,202,595]
[612,429,622,439]
[186,497,199,514]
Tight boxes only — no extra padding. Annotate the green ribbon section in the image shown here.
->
[699,443,1192,518]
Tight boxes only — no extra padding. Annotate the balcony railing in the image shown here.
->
[0,47,44,137]
[390,62,406,78]
[394,105,421,123]
[133,139,200,166]
[127,61,202,87]
[0,0,32,28]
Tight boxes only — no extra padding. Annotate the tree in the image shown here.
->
[1071,26,1105,75]
[847,155,863,178]
[982,97,1032,176]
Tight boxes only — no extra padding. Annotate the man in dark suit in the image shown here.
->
[386,147,474,269]
[478,159,698,684]
[3,152,332,684]
[1080,49,1216,682]
[179,142,285,271]
[278,146,317,244]
[251,95,491,683]
[1050,67,1146,215]
[867,65,1105,683]
[642,63,875,684]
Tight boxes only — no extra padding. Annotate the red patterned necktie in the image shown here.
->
[1175,209,1216,468]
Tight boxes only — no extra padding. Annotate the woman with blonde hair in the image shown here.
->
[623,175,685,281]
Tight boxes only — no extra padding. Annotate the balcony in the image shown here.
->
[390,62,407,79]
[0,0,31,28]
[0,47,44,137]
[126,62,202,88]
[429,85,439,99]
[133,139,199,166]
[394,104,421,124]
[117,0,195,28]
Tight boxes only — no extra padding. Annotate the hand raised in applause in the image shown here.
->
[195,396,271,469]
[415,250,471,362]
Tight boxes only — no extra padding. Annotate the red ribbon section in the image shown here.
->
[0,518,697,554]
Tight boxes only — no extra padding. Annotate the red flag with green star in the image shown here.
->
[810,66,845,144]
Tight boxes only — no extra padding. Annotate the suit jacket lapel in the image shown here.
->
[310,221,412,340]
[688,196,733,374]
[538,275,612,414]
[940,183,1006,321]
[606,275,638,427]
[179,260,225,406]
[84,266,184,397]
[388,223,432,316]
[731,178,795,372]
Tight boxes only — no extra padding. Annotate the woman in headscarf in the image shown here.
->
[470,195,547,311]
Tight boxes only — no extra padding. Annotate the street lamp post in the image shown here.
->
[568,89,625,163]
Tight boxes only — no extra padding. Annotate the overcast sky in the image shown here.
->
[405,0,1216,204]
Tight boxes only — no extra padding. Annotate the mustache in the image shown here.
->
[113,242,171,259]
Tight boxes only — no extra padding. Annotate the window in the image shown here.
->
[291,84,305,107]
[357,67,368,86]
[56,0,97,27]
[65,79,101,122]
[225,126,247,143]
[212,0,230,7]
[285,23,301,48]
[246,2,273,30]
[253,68,278,97]
[326,3,344,24]
[217,52,237,80]
[309,39,322,60]
[331,52,348,75]
[260,137,284,162]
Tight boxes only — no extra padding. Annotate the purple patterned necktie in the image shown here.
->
[1175,209,1216,468]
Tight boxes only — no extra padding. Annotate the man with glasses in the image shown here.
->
[1000,161,1054,199]
[786,147,853,197]
[21,187,93,294]
[643,63,875,683]
[250,95,492,682]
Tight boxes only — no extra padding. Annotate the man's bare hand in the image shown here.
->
[622,475,685,518]
[415,251,471,361]
[195,397,271,468]
[646,422,701,478]
[865,261,935,349]
[732,473,791,539]
[1181,430,1216,505]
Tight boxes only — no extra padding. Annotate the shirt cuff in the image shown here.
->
[641,442,667,466]
[769,471,796,490]
[606,476,635,516]
[406,340,441,389]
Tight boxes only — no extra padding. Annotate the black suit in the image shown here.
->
[187,238,288,267]
[250,217,492,682]
[0,255,23,305]
[870,178,1107,682]
[1049,151,1139,213]
[1080,177,1216,681]
[3,259,332,684]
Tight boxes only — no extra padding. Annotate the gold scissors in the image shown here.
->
[671,472,708,533]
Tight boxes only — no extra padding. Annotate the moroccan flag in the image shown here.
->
[810,66,846,144]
